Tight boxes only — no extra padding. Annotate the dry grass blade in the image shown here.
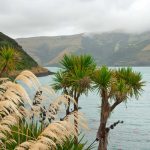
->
[0,81,32,105]
[40,85,56,97]
[0,72,34,145]
[0,114,19,141]
[15,140,34,150]
[15,70,41,89]
[0,78,9,83]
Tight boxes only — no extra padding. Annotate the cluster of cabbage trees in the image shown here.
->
[53,54,144,150]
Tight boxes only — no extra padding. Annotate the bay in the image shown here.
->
[38,67,150,150]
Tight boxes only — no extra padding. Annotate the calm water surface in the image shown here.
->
[38,67,150,150]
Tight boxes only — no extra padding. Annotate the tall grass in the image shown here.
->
[0,70,89,150]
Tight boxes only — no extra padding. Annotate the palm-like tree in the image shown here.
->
[53,54,96,141]
[53,54,96,111]
[0,46,20,77]
[53,71,72,115]
[92,66,144,150]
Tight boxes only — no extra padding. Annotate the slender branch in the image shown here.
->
[110,101,119,112]
[106,120,124,133]
[64,87,68,95]
[86,138,98,150]
[110,97,122,112]
[77,92,80,99]
[74,89,77,99]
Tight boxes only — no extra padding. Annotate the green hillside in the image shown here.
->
[0,32,38,70]
[0,32,52,77]
[16,32,150,66]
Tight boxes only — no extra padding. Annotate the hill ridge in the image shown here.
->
[16,32,150,66]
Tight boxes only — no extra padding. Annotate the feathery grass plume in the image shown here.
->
[15,71,71,122]
[16,111,87,150]
[15,70,41,89]
[0,114,19,146]
[0,118,15,138]
[15,71,77,123]
[0,70,88,149]
[1,81,32,105]
[0,77,9,83]
[29,93,77,126]
[40,85,56,97]
[0,71,38,147]
[0,81,32,118]
[0,72,32,148]
[66,111,89,131]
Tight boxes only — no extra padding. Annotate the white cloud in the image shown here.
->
[0,0,150,38]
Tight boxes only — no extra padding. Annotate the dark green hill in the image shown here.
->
[0,32,51,77]
[0,32,38,70]
[16,32,150,66]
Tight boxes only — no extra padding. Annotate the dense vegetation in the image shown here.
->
[0,53,144,150]
[0,32,38,70]
[92,66,144,149]
[0,71,92,150]
[53,55,96,143]
[53,54,144,150]
[17,32,150,66]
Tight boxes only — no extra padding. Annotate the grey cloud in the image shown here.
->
[0,0,150,38]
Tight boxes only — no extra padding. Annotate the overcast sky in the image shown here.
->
[1,0,150,38]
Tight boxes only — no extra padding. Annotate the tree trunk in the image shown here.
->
[97,90,110,150]
[74,98,78,143]
[0,63,7,78]
[66,98,70,115]
[97,115,109,150]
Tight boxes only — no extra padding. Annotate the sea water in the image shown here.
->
[38,67,150,150]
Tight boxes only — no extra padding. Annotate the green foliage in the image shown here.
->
[0,32,38,71]
[92,66,144,149]
[60,54,96,73]
[92,66,111,90]
[55,54,96,95]
[2,121,41,150]
[57,135,95,150]
[0,46,21,73]
[116,67,144,98]
[52,71,69,92]
[92,66,144,104]
[0,67,91,150]
[53,54,97,145]
[2,122,91,150]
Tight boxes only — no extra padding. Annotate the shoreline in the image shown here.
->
[34,70,55,77]
[31,66,55,77]
[7,66,55,78]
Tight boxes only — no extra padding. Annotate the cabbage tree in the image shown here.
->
[53,54,96,141]
[92,66,144,150]
[0,46,20,77]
